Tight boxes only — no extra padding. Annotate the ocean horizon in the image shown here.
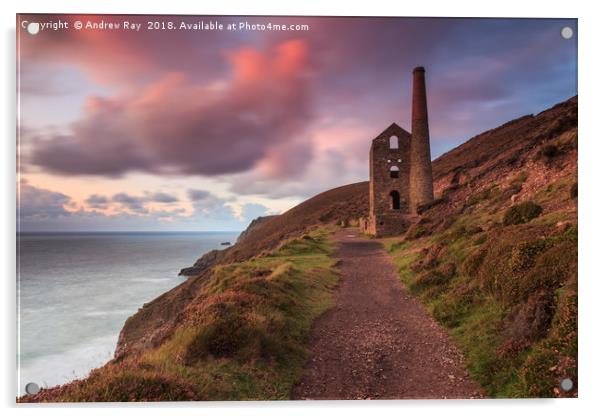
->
[17,230,240,396]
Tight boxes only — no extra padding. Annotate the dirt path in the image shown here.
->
[291,229,483,400]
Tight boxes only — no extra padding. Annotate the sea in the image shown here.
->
[16,231,239,396]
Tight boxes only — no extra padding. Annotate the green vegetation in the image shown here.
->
[465,185,499,207]
[32,366,201,402]
[503,201,543,226]
[416,197,447,214]
[464,177,526,210]
[27,227,340,402]
[405,223,430,240]
[386,210,577,398]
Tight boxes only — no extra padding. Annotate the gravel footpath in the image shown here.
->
[291,229,484,400]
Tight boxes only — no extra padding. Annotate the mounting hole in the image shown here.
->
[25,382,40,395]
[560,26,574,40]
[27,22,40,35]
[560,378,573,392]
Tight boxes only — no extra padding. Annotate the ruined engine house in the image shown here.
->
[360,67,434,237]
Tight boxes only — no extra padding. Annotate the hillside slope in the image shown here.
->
[383,96,578,397]
[114,181,368,359]
[22,96,577,401]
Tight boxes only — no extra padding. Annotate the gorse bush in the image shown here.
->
[541,144,560,158]
[570,182,578,199]
[503,201,543,226]
[184,297,262,363]
[19,364,201,402]
[509,240,549,273]
[406,223,430,240]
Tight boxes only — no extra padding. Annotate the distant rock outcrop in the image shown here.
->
[178,249,222,277]
[178,215,278,277]
[236,215,278,244]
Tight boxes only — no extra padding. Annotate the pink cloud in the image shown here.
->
[20,15,576,202]
[29,38,316,177]
[230,119,374,198]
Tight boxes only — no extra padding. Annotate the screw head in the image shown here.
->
[27,22,40,35]
[560,378,573,392]
[25,382,40,395]
[561,26,574,40]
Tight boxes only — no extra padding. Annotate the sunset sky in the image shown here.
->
[17,15,577,232]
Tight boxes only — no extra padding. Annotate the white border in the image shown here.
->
[2,1,600,415]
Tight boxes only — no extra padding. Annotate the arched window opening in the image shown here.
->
[390,165,400,178]
[390,191,401,210]
[389,135,399,149]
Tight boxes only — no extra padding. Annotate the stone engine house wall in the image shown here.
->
[360,67,434,237]
[367,124,413,236]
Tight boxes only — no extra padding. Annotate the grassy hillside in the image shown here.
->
[382,96,578,397]
[384,205,576,397]
[115,182,368,360]
[21,227,340,402]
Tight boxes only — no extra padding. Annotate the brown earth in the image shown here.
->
[291,229,483,400]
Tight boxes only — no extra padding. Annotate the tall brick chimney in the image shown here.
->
[409,66,434,213]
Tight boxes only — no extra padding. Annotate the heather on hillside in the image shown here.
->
[21,228,340,402]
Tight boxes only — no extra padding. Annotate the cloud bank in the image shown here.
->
[29,39,315,179]
[18,181,269,232]
[19,16,577,230]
